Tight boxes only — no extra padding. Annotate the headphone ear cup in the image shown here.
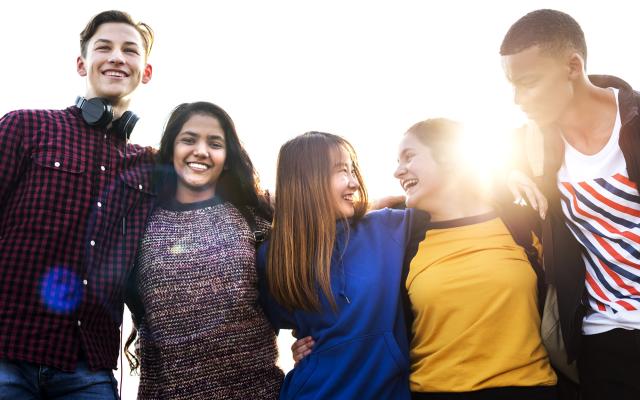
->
[116,111,139,139]
[80,97,113,127]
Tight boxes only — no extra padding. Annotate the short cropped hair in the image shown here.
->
[80,10,154,59]
[500,9,587,65]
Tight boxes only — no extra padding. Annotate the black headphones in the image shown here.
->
[75,96,139,139]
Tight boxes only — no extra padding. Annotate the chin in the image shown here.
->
[97,88,132,101]
[339,208,355,218]
[404,195,418,209]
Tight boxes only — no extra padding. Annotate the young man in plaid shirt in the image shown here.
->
[0,10,156,399]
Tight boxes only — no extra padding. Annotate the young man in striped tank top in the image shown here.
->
[501,9,640,400]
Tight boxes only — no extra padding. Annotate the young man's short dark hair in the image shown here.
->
[500,9,587,66]
[80,10,154,59]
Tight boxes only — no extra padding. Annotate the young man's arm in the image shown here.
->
[0,111,27,207]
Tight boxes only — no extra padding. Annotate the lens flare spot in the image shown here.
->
[169,244,184,255]
[39,266,82,314]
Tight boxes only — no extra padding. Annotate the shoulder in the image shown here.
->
[255,214,272,233]
[361,207,408,224]
[0,110,24,130]
[356,208,427,247]
[360,207,425,231]
[1,108,72,125]
[127,144,157,160]
[496,203,540,246]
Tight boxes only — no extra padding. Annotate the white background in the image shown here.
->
[2,1,638,398]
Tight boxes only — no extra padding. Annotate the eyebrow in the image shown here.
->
[333,161,352,169]
[179,131,225,141]
[510,70,541,83]
[398,148,413,158]
[94,39,141,48]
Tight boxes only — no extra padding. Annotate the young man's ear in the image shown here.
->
[142,63,153,84]
[567,52,585,80]
[77,56,87,77]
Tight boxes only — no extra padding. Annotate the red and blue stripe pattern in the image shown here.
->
[559,173,640,314]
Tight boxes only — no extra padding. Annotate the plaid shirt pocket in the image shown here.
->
[29,149,87,213]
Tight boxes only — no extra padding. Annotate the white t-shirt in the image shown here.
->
[557,88,640,335]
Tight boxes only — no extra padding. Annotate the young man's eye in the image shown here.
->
[124,48,140,55]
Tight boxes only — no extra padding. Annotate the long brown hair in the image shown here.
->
[267,132,368,312]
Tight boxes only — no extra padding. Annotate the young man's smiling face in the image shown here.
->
[77,22,152,106]
[502,45,577,127]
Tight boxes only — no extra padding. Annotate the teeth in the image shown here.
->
[402,179,418,191]
[104,70,126,77]
[188,162,209,171]
[343,194,353,201]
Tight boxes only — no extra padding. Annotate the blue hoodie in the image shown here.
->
[257,208,422,400]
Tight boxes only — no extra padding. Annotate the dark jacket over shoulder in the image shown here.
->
[520,75,640,362]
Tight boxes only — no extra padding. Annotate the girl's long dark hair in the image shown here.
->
[125,101,272,372]
[155,101,272,218]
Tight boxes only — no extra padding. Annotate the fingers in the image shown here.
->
[508,170,528,206]
[521,185,538,212]
[291,336,315,364]
[507,170,548,219]
[534,186,548,220]
[509,185,526,207]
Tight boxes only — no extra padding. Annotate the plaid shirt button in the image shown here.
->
[82,279,88,286]
[100,165,106,171]
[77,320,81,327]
[90,240,95,246]
[97,201,102,208]
[54,161,60,167]
[138,184,143,190]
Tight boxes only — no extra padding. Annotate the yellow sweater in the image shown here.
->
[407,214,556,393]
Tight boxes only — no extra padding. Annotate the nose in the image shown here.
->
[394,163,405,179]
[347,173,359,189]
[108,49,125,65]
[193,141,209,157]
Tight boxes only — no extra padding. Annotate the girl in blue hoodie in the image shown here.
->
[257,131,425,399]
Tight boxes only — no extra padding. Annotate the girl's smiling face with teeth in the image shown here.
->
[394,132,445,210]
[173,114,226,203]
[330,146,360,218]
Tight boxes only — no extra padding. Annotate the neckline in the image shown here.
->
[561,88,621,159]
[427,211,497,230]
[160,195,223,211]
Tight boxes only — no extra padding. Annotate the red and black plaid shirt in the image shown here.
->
[0,106,156,372]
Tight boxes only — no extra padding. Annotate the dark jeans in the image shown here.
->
[0,358,118,400]
[579,328,640,400]
[412,386,557,400]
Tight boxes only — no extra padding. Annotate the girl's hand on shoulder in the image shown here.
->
[291,336,315,366]
[370,195,406,210]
